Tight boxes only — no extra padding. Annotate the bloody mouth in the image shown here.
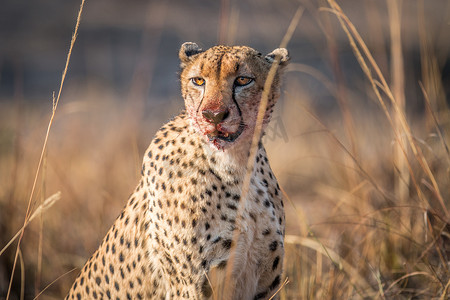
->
[206,123,246,144]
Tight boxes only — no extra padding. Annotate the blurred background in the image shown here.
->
[0,0,449,299]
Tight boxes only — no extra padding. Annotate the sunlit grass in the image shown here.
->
[0,0,449,299]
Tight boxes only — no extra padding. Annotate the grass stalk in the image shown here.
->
[284,235,374,295]
[387,0,410,205]
[19,249,24,300]
[5,2,84,298]
[32,268,78,300]
[35,149,47,296]
[0,192,61,257]
[325,0,447,218]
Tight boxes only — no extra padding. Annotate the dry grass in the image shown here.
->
[1,0,449,299]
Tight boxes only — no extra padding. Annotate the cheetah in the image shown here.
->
[66,42,289,300]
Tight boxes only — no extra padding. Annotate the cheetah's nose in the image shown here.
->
[202,109,229,125]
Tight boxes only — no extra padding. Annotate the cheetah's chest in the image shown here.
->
[139,115,285,297]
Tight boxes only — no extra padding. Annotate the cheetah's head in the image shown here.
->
[179,42,289,150]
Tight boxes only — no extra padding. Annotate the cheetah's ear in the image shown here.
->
[179,42,204,68]
[265,48,290,67]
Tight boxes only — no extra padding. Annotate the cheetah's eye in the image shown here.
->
[191,77,205,86]
[234,77,253,87]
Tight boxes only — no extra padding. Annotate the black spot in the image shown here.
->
[226,203,237,210]
[272,256,280,270]
[222,239,232,250]
[218,260,227,269]
[269,241,278,251]
[201,278,212,297]
[269,275,281,290]
[254,291,268,300]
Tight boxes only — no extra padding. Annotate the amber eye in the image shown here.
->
[192,77,205,86]
[234,76,253,86]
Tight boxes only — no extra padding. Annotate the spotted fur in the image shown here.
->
[66,43,289,300]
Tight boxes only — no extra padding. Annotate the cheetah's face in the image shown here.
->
[179,43,289,150]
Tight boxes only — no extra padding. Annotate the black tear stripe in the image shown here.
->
[232,85,242,119]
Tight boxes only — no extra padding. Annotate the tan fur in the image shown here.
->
[66,43,289,300]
